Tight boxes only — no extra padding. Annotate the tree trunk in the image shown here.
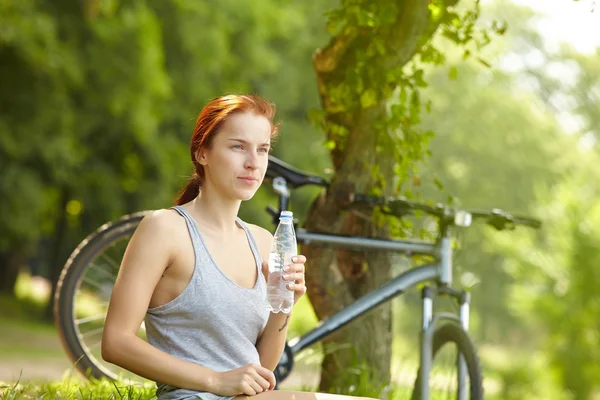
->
[44,186,70,321]
[306,0,457,390]
[0,251,24,296]
[301,106,397,390]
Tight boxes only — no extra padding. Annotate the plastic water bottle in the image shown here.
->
[267,211,297,314]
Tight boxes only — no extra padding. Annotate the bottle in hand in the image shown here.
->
[267,211,296,314]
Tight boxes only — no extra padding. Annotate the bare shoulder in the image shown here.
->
[126,208,187,261]
[118,208,185,269]
[136,208,183,237]
[246,223,274,255]
[247,223,273,240]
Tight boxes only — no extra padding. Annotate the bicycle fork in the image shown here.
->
[419,285,471,400]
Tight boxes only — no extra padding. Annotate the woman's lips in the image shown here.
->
[238,177,258,185]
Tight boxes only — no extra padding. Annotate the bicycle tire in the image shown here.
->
[411,323,484,400]
[54,212,148,381]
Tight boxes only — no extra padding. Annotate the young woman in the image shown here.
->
[101,95,376,400]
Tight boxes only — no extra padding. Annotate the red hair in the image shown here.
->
[175,94,279,206]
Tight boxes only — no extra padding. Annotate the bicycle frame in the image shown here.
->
[269,178,470,399]
[290,231,440,353]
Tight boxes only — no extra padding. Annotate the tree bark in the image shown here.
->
[0,251,24,296]
[44,186,70,321]
[306,0,456,390]
[302,105,396,390]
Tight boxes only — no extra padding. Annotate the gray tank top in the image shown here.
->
[144,206,270,400]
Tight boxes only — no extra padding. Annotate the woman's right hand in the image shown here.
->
[211,364,276,396]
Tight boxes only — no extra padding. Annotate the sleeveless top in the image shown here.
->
[144,206,270,400]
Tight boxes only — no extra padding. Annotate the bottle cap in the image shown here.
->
[280,211,293,218]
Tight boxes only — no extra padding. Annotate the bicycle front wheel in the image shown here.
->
[54,212,149,382]
[411,323,484,400]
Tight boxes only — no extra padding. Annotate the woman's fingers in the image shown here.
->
[286,264,305,274]
[256,366,277,390]
[284,260,305,273]
[288,283,307,293]
[282,272,304,282]
[291,254,306,264]
[248,372,271,393]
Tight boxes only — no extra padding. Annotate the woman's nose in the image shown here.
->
[245,152,259,169]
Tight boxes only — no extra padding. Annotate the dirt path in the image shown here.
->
[0,323,79,384]
[0,358,77,383]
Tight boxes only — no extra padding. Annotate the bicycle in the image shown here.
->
[54,155,541,399]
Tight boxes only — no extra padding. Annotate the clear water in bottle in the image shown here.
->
[267,211,296,314]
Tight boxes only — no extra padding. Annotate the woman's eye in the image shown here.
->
[232,145,243,150]
[259,147,269,153]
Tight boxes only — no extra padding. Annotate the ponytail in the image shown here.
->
[175,173,202,206]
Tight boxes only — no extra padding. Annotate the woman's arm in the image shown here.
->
[102,210,218,391]
[255,310,292,370]
[251,226,307,370]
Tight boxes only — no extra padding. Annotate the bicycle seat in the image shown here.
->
[266,156,328,188]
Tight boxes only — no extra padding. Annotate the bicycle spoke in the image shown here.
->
[89,263,115,280]
[82,276,109,292]
[100,248,123,272]
[76,313,107,325]
[85,340,103,351]
[425,338,470,400]
[80,326,104,339]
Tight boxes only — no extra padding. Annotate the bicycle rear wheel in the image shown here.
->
[411,323,484,400]
[54,212,149,382]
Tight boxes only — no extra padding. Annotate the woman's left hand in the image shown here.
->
[262,255,307,305]
[283,255,307,304]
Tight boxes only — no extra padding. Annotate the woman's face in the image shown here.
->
[198,111,272,201]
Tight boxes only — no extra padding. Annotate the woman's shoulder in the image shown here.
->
[136,208,185,238]
[244,222,273,239]
[243,222,274,255]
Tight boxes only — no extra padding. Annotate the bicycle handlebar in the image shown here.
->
[350,194,541,231]
[468,208,541,230]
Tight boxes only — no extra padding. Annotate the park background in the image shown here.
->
[1,0,600,398]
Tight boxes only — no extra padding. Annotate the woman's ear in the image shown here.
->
[195,149,208,166]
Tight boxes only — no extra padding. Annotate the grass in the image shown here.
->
[0,379,157,400]
[0,377,457,400]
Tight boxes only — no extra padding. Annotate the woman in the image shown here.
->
[102,95,376,400]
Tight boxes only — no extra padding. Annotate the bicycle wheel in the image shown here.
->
[411,323,483,400]
[54,211,150,382]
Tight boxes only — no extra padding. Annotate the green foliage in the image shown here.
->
[484,349,570,400]
[489,165,600,398]
[310,1,511,255]
[317,0,501,163]
[388,2,600,396]
[0,0,335,287]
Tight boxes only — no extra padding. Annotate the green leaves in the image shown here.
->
[448,66,459,80]
[0,0,334,267]
[360,89,378,108]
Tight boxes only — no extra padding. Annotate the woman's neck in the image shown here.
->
[187,190,242,235]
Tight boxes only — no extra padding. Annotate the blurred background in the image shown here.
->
[1,0,599,398]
